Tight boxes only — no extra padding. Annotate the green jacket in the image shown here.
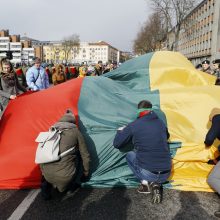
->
[40,125,90,192]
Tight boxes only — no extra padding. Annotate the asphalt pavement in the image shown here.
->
[0,188,219,220]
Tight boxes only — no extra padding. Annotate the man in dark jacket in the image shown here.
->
[113,100,171,203]
[40,109,90,201]
[94,60,103,76]
[201,60,213,74]
[204,108,220,218]
[212,59,220,85]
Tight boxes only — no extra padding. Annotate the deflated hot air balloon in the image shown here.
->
[0,51,218,192]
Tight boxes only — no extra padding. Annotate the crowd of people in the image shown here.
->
[0,57,119,114]
[1,56,220,217]
[196,59,220,84]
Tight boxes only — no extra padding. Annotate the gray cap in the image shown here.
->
[59,109,76,123]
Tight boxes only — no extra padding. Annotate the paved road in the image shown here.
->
[0,188,219,220]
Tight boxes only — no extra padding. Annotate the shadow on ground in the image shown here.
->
[13,188,220,220]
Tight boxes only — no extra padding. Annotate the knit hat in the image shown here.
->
[209,108,220,121]
[59,109,76,123]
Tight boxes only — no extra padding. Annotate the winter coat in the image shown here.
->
[94,65,102,76]
[40,114,90,192]
[214,69,220,78]
[0,71,26,109]
[26,66,49,91]
[204,114,220,146]
[15,68,28,87]
[113,111,171,172]
[202,67,213,75]
[52,73,66,85]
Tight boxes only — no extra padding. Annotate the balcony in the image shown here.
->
[23,48,34,52]
[0,37,10,43]
[10,47,22,51]
[0,42,9,51]
[10,42,22,51]
[13,52,21,57]
[0,52,6,57]
[11,58,22,63]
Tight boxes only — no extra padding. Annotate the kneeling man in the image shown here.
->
[113,100,171,203]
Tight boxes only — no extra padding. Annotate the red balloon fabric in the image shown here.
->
[0,78,83,189]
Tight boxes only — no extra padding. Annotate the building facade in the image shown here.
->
[167,0,220,65]
[44,44,65,64]
[0,30,40,64]
[0,30,122,65]
[43,41,120,64]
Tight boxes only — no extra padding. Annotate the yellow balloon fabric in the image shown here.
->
[150,51,219,191]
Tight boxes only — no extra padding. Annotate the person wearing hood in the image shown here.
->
[113,100,171,204]
[0,58,27,114]
[205,108,220,218]
[40,109,90,201]
[52,64,66,85]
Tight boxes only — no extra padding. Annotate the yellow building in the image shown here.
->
[43,44,65,64]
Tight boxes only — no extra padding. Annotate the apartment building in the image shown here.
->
[0,30,40,64]
[167,0,220,65]
[87,41,118,64]
[44,44,65,64]
[0,36,10,59]
[44,41,120,64]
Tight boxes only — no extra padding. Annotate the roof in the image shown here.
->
[89,41,118,51]
[20,36,39,42]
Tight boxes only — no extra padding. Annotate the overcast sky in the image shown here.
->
[0,0,151,52]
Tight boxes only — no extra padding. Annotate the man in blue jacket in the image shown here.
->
[204,108,220,218]
[113,100,171,203]
[26,57,49,91]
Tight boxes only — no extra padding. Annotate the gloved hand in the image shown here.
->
[207,160,217,165]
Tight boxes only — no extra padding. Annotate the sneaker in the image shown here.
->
[137,184,151,194]
[151,182,162,204]
[214,210,220,218]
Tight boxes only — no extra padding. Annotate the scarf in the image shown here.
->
[138,110,151,118]
[0,71,16,87]
[137,108,152,118]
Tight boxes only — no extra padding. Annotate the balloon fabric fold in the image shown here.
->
[0,51,218,191]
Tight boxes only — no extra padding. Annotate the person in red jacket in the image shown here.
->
[15,63,28,87]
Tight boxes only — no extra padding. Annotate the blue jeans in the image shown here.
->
[126,151,170,184]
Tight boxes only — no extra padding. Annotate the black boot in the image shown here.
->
[151,182,163,204]
[41,178,52,201]
[61,183,81,201]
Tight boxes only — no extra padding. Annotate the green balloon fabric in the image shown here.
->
[78,53,181,187]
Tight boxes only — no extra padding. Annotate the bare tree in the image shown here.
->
[150,0,197,50]
[133,12,167,55]
[61,34,80,63]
